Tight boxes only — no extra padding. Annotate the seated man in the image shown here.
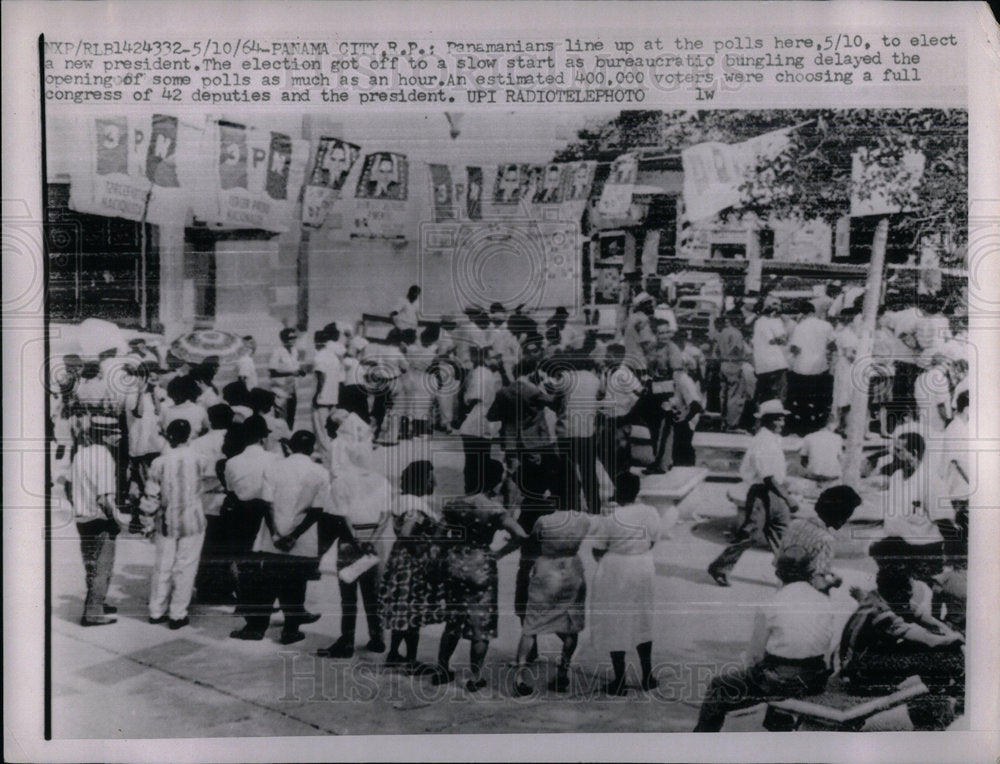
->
[694,546,834,731]
[839,536,965,730]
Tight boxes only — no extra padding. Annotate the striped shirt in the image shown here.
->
[69,444,117,521]
[147,445,209,538]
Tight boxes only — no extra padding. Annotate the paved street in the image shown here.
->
[50,436,879,738]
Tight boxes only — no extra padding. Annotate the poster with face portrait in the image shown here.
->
[492,162,526,205]
[559,160,596,222]
[302,137,361,227]
[597,152,638,217]
[352,151,409,237]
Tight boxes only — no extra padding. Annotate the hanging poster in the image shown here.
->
[559,160,596,222]
[428,163,457,222]
[465,166,483,220]
[69,114,199,226]
[352,151,409,238]
[597,152,638,217]
[207,121,309,233]
[302,137,361,227]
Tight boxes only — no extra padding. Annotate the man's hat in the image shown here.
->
[756,399,789,417]
[633,291,654,306]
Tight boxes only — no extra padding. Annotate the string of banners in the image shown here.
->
[427,161,597,223]
[67,113,601,237]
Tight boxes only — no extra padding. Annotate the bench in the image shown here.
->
[764,675,929,731]
[633,466,707,535]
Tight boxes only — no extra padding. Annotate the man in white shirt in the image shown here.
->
[223,415,280,626]
[231,431,331,643]
[452,308,490,371]
[312,327,345,460]
[268,327,304,430]
[124,360,166,512]
[458,345,499,494]
[144,419,210,629]
[487,302,521,382]
[161,376,209,439]
[914,353,953,436]
[786,301,835,436]
[708,400,799,587]
[339,323,372,423]
[695,547,834,731]
[391,285,421,332]
[751,297,789,404]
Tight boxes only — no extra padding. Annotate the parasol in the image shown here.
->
[77,318,127,358]
[169,329,245,365]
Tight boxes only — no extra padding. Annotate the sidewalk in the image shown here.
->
[50,440,877,738]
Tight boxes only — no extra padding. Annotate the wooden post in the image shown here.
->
[842,218,889,489]
[297,226,311,331]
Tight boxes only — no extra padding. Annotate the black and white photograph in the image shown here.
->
[4,2,999,762]
[41,103,976,735]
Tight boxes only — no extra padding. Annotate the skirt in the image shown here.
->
[379,540,446,631]
[523,554,586,636]
[444,548,499,641]
[589,551,655,652]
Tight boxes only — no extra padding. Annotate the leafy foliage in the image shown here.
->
[556,109,968,262]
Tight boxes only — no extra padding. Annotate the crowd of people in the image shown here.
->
[50,274,969,726]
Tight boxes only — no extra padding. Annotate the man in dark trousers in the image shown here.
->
[229,431,339,643]
[222,415,279,629]
[707,400,799,587]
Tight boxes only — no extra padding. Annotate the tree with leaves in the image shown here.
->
[557,109,968,264]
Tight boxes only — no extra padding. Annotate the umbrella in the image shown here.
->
[170,329,245,365]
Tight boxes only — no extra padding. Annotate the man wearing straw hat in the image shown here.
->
[707,399,799,587]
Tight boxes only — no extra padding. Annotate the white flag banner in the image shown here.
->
[69,116,152,223]
[850,148,926,217]
[69,114,206,226]
[196,121,310,233]
[681,128,792,222]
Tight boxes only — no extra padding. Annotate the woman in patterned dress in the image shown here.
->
[432,459,528,692]
[379,460,445,672]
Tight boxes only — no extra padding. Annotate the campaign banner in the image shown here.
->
[465,166,484,220]
[559,160,596,222]
[302,137,361,227]
[492,162,527,206]
[352,152,409,238]
[70,114,198,226]
[429,163,457,222]
[597,153,638,217]
[849,148,926,217]
[206,121,309,233]
[681,127,791,221]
